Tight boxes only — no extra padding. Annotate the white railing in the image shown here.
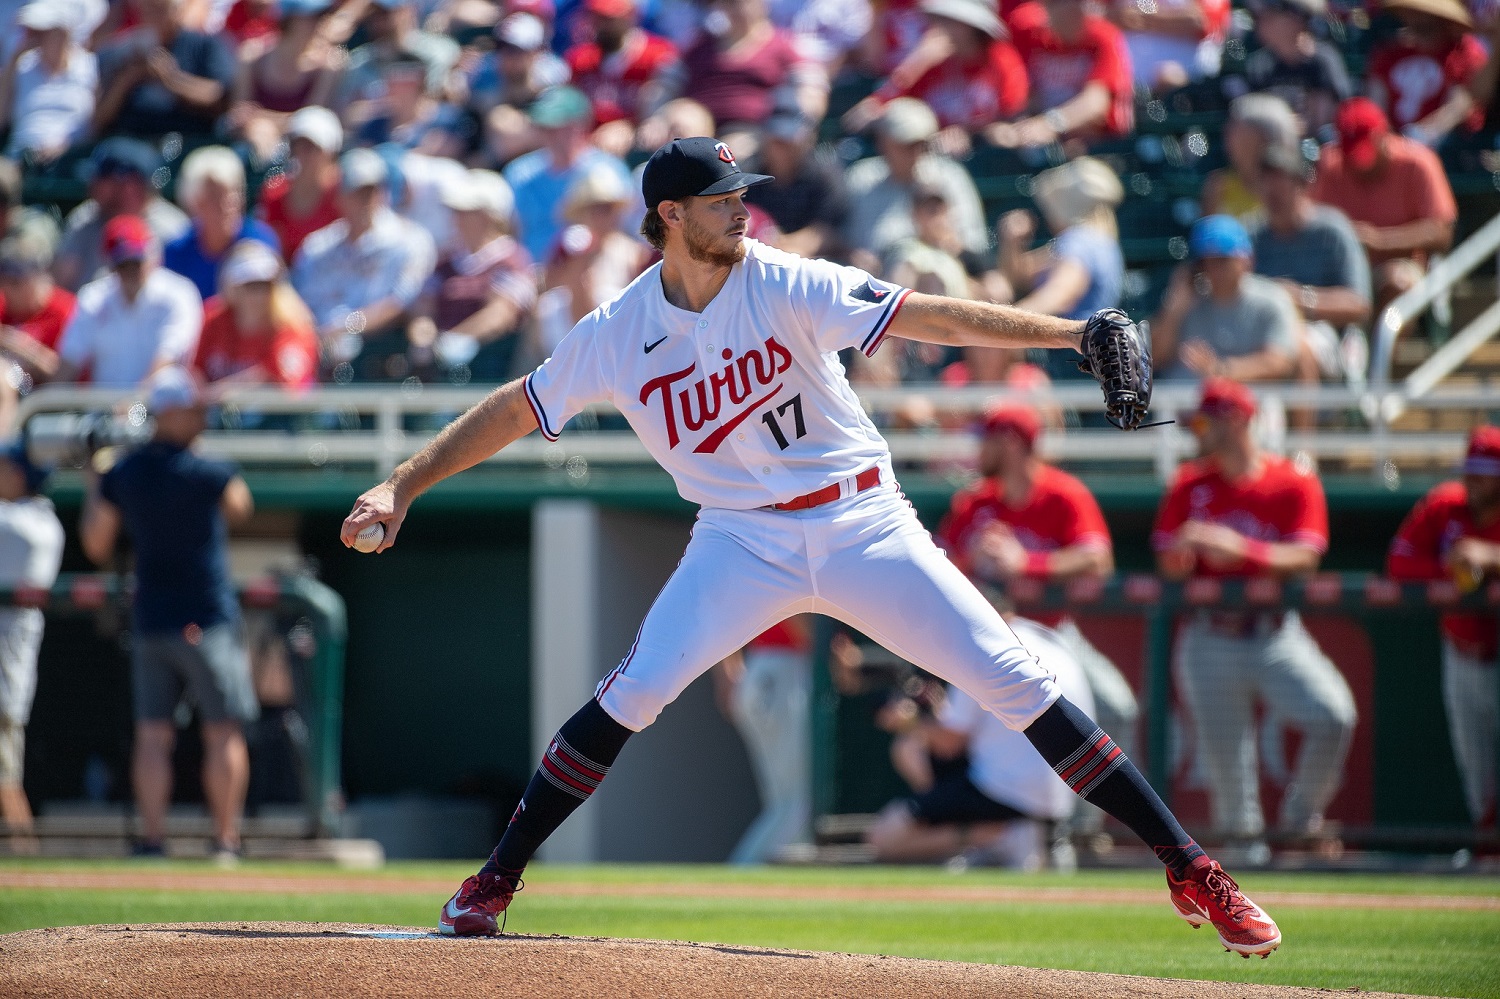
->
[13,381,1489,481]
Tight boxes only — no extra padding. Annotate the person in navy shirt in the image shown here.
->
[80,366,258,860]
[163,146,281,300]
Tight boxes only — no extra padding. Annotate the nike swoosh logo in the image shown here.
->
[645,336,668,353]
[444,897,470,920]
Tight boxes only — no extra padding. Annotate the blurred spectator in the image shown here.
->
[1154,379,1355,846]
[353,52,468,157]
[53,139,190,293]
[1249,144,1371,382]
[743,102,849,259]
[859,0,934,76]
[412,168,535,382]
[858,0,1027,158]
[766,0,872,72]
[1239,0,1350,139]
[865,618,1094,869]
[536,164,649,354]
[1200,93,1300,221]
[989,0,1133,147]
[80,367,258,860]
[226,0,339,162]
[0,440,63,849]
[937,402,1139,846]
[564,0,678,157]
[712,618,815,864]
[290,148,436,380]
[1111,0,1228,91]
[338,0,461,121]
[56,215,204,385]
[163,146,281,301]
[503,85,630,262]
[643,0,830,146]
[0,231,74,384]
[1152,216,1301,382]
[221,0,281,47]
[0,2,97,163]
[1368,0,1485,145]
[194,239,319,387]
[842,98,989,271]
[383,146,470,262]
[0,158,58,263]
[94,0,238,140]
[992,157,1123,381]
[255,106,344,261]
[1387,425,1500,829]
[470,13,570,164]
[1312,98,1456,317]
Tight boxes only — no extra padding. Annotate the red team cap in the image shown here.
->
[1196,377,1257,419]
[980,403,1041,448]
[103,214,152,265]
[1336,97,1390,172]
[585,0,634,16]
[1464,425,1500,477]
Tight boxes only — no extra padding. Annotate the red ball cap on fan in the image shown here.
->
[1336,97,1390,173]
[980,403,1041,448]
[1464,425,1500,478]
[1196,376,1257,419]
[102,214,152,265]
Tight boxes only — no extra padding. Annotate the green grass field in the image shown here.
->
[2,860,1498,998]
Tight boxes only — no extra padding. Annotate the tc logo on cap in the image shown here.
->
[715,142,736,166]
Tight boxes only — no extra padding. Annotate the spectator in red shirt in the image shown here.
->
[643,0,829,146]
[1311,98,1456,316]
[1387,425,1500,828]
[1110,0,1229,92]
[0,233,75,386]
[989,0,1134,147]
[566,0,678,157]
[256,106,344,262]
[938,403,1140,817]
[858,0,1027,157]
[1153,378,1355,846]
[194,240,319,388]
[1369,0,1486,145]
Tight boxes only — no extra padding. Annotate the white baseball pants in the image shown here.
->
[596,482,1061,735]
[1173,612,1357,838]
[1441,640,1497,825]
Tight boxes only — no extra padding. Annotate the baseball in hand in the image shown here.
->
[354,522,386,553]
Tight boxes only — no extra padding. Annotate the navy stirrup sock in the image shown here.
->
[479,698,634,877]
[1024,696,1206,879]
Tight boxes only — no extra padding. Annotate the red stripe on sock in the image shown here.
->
[1059,735,1113,784]
[541,755,594,795]
[555,742,606,782]
[1069,745,1123,791]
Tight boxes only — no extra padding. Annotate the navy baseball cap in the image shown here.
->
[1188,215,1252,260]
[641,137,773,211]
[83,137,161,182]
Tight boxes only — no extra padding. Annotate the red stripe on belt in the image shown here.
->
[770,467,882,512]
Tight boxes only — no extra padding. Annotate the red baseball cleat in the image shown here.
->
[1167,860,1281,958]
[438,872,523,937]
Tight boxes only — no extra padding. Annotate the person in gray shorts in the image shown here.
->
[80,367,257,859]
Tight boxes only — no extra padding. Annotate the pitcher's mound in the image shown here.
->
[0,922,1426,999]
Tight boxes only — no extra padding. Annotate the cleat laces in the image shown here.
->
[1202,868,1254,921]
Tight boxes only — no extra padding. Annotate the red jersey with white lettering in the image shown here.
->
[938,464,1111,626]
[565,30,679,125]
[876,39,1029,129]
[1151,454,1328,577]
[1370,35,1487,132]
[1008,1,1134,136]
[524,238,909,509]
[1387,480,1500,660]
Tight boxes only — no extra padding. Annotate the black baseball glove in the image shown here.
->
[1076,308,1154,431]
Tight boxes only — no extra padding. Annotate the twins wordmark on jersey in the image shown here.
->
[524,239,912,509]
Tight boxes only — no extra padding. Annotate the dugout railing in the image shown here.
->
[810,574,1500,851]
[0,573,347,840]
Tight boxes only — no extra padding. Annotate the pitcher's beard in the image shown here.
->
[683,216,746,268]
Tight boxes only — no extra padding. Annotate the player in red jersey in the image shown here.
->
[1153,378,1355,854]
[939,402,1139,846]
[990,0,1134,147]
[1387,425,1500,829]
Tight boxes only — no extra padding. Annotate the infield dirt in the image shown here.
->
[0,922,1443,999]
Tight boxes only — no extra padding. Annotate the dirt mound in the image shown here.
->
[0,922,1436,999]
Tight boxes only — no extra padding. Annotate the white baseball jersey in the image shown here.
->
[523,239,912,509]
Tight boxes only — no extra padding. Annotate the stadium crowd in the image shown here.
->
[0,0,1496,861]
